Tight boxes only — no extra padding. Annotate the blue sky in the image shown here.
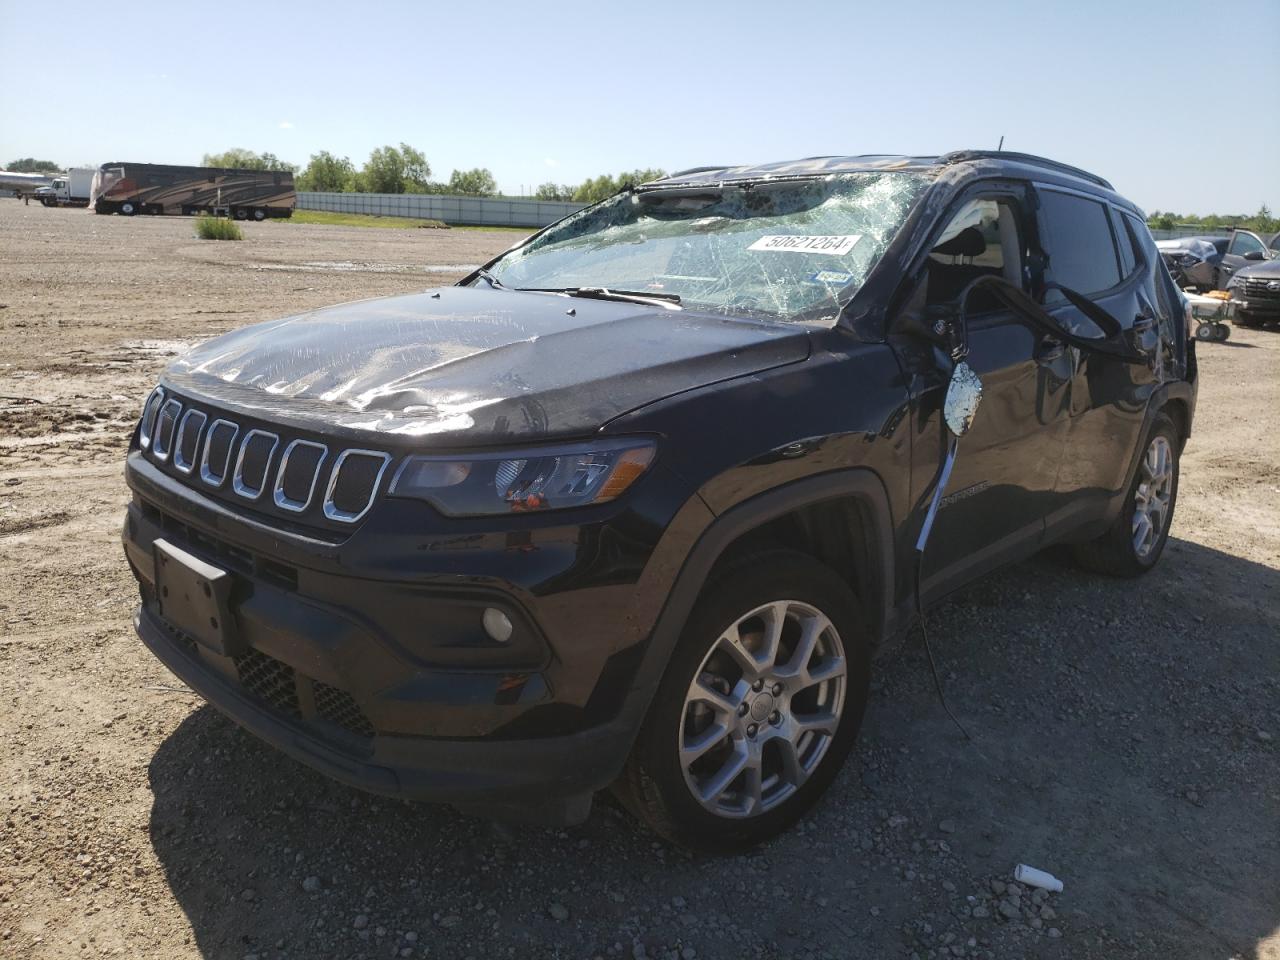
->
[2,0,1276,215]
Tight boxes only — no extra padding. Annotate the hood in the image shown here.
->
[1234,258,1280,280]
[164,286,811,445]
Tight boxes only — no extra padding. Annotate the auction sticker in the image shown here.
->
[748,234,862,255]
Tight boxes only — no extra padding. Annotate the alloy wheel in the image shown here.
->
[678,600,846,818]
[1132,435,1173,559]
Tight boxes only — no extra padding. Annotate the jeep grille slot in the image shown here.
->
[152,399,182,461]
[172,409,206,474]
[233,430,279,500]
[323,450,391,523]
[200,419,239,487]
[138,387,165,450]
[274,439,328,513]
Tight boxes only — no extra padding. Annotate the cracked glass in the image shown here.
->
[485,173,929,322]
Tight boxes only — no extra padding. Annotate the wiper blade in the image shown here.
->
[516,286,682,309]
[473,268,506,289]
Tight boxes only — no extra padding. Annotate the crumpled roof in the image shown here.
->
[1155,237,1219,260]
[649,156,948,189]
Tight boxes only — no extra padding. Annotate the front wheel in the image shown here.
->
[613,550,870,852]
[119,201,136,216]
[1074,412,1180,577]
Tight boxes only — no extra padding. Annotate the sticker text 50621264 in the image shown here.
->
[748,235,862,256]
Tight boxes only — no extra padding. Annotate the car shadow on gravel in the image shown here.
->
[146,536,1280,960]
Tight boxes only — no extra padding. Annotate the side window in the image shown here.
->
[1111,209,1139,279]
[925,197,1024,313]
[1037,190,1121,301]
[1228,231,1265,257]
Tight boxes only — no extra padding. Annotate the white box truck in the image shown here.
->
[35,168,94,207]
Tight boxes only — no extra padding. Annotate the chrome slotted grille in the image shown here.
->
[1242,278,1280,302]
[137,389,390,528]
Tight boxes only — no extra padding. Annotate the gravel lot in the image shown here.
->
[1,203,1277,960]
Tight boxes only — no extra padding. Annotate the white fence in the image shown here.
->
[1149,226,1232,241]
[297,191,583,228]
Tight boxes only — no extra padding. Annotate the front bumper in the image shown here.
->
[121,451,676,822]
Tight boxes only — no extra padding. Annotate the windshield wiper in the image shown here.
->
[516,286,682,309]
[473,267,506,289]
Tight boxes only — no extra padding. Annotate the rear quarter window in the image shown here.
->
[1038,189,1122,300]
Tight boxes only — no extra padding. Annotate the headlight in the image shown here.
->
[1176,253,1201,266]
[388,438,656,516]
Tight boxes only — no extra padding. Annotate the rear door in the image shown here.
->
[1032,186,1165,534]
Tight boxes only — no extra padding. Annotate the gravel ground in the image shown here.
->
[1,203,1277,960]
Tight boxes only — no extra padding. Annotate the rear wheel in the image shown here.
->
[252,208,267,221]
[613,550,870,852]
[1074,412,1179,577]
[119,201,136,216]
[233,207,248,221]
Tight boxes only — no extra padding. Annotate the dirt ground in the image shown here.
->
[1,203,1277,960]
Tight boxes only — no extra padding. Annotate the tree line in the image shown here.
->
[1146,205,1277,234]
[201,147,665,203]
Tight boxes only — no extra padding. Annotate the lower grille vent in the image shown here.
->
[234,650,301,719]
[314,681,377,739]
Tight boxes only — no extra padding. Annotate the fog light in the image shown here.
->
[482,607,513,644]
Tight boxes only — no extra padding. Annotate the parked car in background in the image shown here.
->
[1227,258,1280,328]
[121,151,1195,850]
[1155,236,1224,292]
[1217,228,1280,289]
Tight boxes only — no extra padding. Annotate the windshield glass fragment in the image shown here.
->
[483,172,929,322]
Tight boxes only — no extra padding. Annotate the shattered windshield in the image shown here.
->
[483,172,928,322]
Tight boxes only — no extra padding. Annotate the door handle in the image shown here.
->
[1034,335,1065,362]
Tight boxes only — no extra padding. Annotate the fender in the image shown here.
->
[610,468,897,747]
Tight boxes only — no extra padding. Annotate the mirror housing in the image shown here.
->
[1244,250,1265,261]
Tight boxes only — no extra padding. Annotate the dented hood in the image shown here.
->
[164,286,810,444]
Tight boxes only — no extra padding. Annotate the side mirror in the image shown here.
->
[1244,250,1265,261]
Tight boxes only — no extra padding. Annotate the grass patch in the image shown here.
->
[284,210,448,230]
[195,215,243,241]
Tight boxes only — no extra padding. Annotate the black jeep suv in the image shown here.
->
[123,152,1196,850]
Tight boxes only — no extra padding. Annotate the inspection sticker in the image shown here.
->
[807,270,855,285]
[748,234,862,255]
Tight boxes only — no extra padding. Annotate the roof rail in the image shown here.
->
[940,150,1113,190]
[663,165,735,179]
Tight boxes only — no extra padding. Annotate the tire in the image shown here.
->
[1073,412,1180,578]
[613,549,870,852]
[1195,321,1214,341]
[1213,323,1230,342]
[119,201,136,216]
[233,208,248,221]
[252,208,266,221]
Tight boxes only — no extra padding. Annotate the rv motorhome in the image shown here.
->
[91,163,296,219]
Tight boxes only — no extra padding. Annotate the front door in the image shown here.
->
[912,187,1074,594]
[1219,230,1269,288]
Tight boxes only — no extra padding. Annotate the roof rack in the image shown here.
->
[940,150,1113,190]
[662,165,735,179]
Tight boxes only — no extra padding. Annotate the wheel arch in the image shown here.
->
[625,470,896,726]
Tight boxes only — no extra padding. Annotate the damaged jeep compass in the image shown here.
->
[123,152,1196,850]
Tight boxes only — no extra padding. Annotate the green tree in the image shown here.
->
[447,168,498,196]
[572,168,666,204]
[202,148,296,172]
[7,158,61,174]
[360,144,432,194]
[534,181,575,201]
[296,151,356,192]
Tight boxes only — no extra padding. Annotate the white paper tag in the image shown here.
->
[748,234,862,256]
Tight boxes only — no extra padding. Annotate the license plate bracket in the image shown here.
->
[154,538,243,657]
